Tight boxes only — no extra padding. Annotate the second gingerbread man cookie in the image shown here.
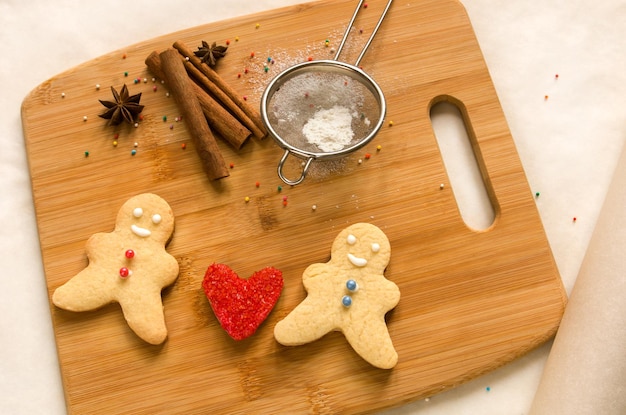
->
[274,223,400,369]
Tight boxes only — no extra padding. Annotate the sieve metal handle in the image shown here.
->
[333,0,393,67]
[277,150,314,186]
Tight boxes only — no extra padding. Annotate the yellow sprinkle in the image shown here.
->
[113,141,118,147]
[255,23,260,29]
[244,196,250,203]
[235,36,239,41]
[376,145,382,151]
[388,120,394,126]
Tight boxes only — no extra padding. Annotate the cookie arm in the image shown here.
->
[52,269,115,311]
[274,298,337,346]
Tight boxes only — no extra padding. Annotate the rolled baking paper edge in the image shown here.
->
[529,143,626,415]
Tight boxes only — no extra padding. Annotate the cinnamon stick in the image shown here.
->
[158,48,229,180]
[178,55,266,140]
[173,41,267,139]
[145,51,251,150]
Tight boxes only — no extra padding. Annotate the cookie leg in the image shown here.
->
[344,318,398,369]
[274,299,337,346]
[119,290,168,345]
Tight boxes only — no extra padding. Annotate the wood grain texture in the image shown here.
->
[21,0,566,414]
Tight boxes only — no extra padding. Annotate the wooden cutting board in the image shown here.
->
[21,0,566,413]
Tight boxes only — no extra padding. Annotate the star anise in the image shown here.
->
[98,84,144,126]
[194,41,228,66]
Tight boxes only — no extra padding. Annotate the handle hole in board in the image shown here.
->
[430,99,496,231]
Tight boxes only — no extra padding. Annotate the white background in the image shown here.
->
[1,0,624,414]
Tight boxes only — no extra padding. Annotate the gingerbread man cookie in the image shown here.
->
[52,193,179,345]
[274,223,400,369]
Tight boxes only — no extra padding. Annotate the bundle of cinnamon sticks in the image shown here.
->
[145,41,267,180]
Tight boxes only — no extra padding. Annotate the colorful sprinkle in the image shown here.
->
[181,143,186,150]
[255,181,260,188]
[131,149,137,156]
[250,51,255,58]
[376,145,382,151]
[119,267,130,278]
[112,141,118,147]
[226,39,231,45]
[342,295,352,307]
[153,85,158,92]
[84,151,89,157]
[255,23,260,29]
[364,153,371,160]
[388,120,394,126]
[346,279,358,292]
[573,217,577,222]
[122,53,127,59]
[162,115,167,122]
[235,36,239,42]
[230,162,235,169]
[245,196,250,203]
[307,56,313,61]
[535,191,540,197]
[124,71,128,77]
[277,186,282,192]
[125,249,135,259]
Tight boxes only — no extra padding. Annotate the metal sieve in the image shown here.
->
[260,0,393,185]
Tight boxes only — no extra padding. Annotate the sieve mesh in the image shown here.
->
[263,62,384,157]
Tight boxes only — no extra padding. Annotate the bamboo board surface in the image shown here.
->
[21,0,566,414]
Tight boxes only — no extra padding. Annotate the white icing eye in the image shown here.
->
[152,214,162,224]
[371,243,380,253]
[133,207,143,218]
[347,234,357,245]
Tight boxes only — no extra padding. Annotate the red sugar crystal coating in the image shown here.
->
[202,263,284,340]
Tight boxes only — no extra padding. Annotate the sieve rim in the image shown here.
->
[260,59,387,160]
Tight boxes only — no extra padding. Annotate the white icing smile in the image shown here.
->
[131,224,151,237]
[347,253,368,267]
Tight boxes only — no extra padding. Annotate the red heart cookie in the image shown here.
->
[202,263,284,341]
